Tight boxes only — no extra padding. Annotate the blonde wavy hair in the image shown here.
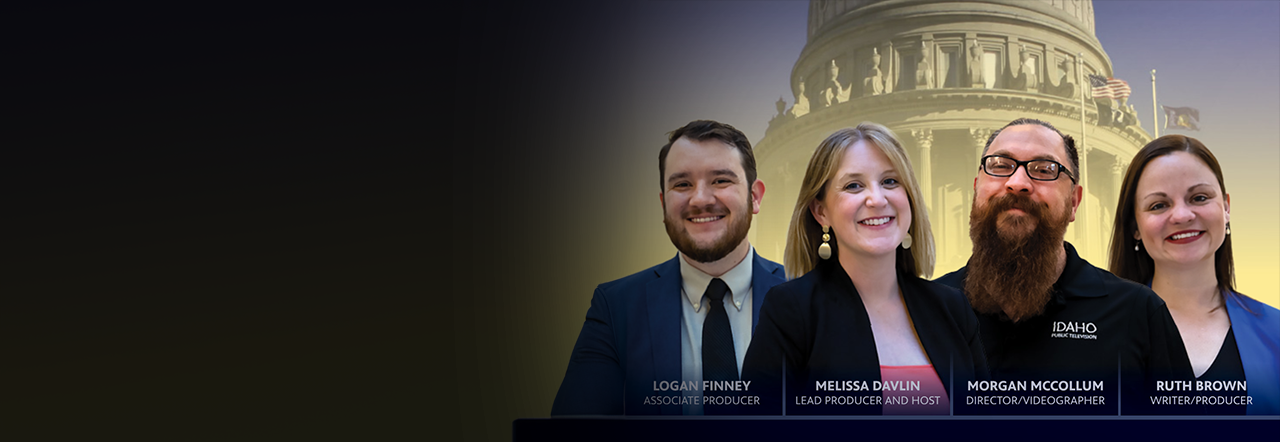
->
[783,123,936,280]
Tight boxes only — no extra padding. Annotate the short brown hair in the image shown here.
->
[658,120,756,190]
[983,118,1079,178]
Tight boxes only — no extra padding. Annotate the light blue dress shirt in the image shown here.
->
[677,247,755,415]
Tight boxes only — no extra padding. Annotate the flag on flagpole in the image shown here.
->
[1162,106,1200,131]
[1095,100,1134,128]
[1088,74,1131,99]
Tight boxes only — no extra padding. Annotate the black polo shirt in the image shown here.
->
[936,242,1193,415]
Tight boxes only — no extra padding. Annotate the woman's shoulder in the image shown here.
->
[757,266,835,326]
[1227,291,1280,320]
[764,261,853,305]
[764,265,827,300]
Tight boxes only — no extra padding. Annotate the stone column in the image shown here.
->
[773,161,797,260]
[1109,158,1128,238]
[1112,160,1127,189]
[911,129,934,212]
[970,128,993,170]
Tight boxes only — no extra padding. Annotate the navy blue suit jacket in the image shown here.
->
[551,252,785,415]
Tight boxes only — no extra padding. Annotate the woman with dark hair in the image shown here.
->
[1109,135,1279,415]
[741,123,986,415]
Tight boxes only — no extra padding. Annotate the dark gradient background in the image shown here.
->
[11,4,422,439]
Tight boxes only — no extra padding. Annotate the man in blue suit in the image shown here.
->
[552,120,785,415]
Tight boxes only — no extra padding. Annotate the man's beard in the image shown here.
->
[965,192,1071,322]
[664,200,752,264]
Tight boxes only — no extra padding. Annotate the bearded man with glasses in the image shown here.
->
[936,118,1193,415]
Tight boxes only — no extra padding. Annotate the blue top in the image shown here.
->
[1224,291,1280,415]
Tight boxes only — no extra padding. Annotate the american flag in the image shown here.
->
[1088,74,1131,99]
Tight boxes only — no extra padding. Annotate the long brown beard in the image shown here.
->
[965,192,1070,322]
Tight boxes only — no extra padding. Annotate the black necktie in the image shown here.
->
[702,278,738,383]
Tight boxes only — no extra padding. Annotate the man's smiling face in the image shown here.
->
[660,136,760,263]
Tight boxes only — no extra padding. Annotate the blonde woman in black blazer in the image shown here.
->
[742,123,987,415]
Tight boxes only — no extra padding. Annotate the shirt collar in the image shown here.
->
[679,246,755,312]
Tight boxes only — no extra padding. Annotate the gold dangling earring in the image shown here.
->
[902,231,913,249]
[1226,223,1231,235]
[818,225,832,260]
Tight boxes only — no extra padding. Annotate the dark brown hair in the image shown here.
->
[658,120,756,190]
[1108,135,1236,295]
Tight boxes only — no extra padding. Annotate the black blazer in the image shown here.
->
[741,258,988,415]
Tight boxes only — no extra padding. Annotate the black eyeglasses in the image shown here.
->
[980,155,1076,184]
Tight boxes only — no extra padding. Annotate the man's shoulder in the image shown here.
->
[1077,259,1162,302]
[595,257,679,297]
[906,275,967,305]
[754,253,784,276]
[752,253,787,297]
[934,266,967,290]
[1062,260,1170,322]
[1058,242,1158,303]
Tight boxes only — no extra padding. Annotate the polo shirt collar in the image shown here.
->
[1054,242,1106,298]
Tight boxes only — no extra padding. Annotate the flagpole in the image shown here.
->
[1151,69,1158,138]
[1078,53,1086,156]
[1077,52,1088,258]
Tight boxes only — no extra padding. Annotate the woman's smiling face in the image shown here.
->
[811,139,912,260]
[1134,151,1231,269]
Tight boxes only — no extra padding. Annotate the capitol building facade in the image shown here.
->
[752,0,1151,274]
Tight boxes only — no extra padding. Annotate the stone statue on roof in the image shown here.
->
[864,48,885,96]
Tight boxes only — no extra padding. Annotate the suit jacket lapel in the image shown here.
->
[820,261,884,405]
[900,274,953,394]
[751,253,783,331]
[646,256,683,415]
